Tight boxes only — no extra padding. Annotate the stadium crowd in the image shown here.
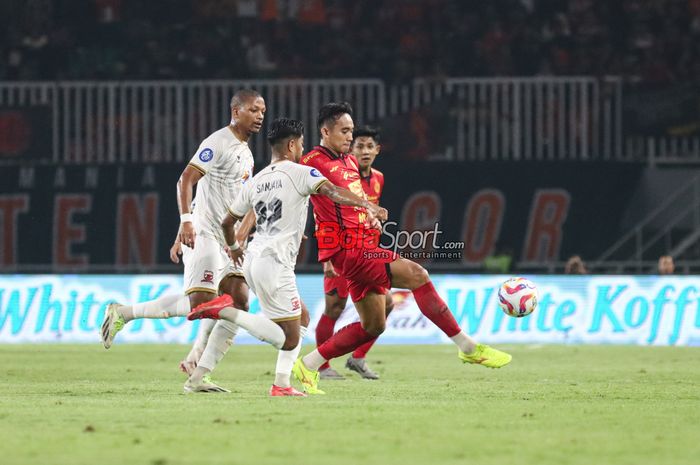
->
[1,0,700,83]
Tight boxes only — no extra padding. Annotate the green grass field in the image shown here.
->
[1,344,698,465]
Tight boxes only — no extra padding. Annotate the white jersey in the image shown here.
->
[229,160,328,268]
[188,126,254,245]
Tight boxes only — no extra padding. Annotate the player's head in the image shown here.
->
[317,102,354,154]
[268,118,305,162]
[351,126,381,172]
[230,89,266,135]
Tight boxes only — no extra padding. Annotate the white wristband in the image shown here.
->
[228,241,240,251]
[180,213,193,223]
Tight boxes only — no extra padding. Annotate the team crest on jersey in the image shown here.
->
[291,297,301,311]
[201,270,214,283]
[198,148,214,162]
[373,180,381,193]
[310,168,322,177]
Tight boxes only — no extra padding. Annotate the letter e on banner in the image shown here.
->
[53,194,92,268]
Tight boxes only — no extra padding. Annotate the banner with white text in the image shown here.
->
[1,274,699,346]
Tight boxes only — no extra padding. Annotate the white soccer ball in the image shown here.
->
[497,277,538,318]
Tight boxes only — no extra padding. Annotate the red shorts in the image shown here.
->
[329,248,397,302]
[323,275,350,299]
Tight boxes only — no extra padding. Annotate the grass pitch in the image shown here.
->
[1,344,698,465]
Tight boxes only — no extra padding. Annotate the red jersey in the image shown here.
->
[301,145,370,261]
[360,167,384,205]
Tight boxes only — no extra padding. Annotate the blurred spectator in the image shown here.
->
[657,255,675,274]
[484,244,514,273]
[565,255,588,274]
[1,0,699,83]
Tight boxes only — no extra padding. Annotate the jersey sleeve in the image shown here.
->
[374,169,385,200]
[293,164,329,195]
[228,181,252,218]
[188,136,221,175]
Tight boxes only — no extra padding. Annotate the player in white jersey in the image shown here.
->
[100,89,266,393]
[187,118,388,396]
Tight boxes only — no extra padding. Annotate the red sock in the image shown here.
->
[317,322,375,361]
[352,337,378,359]
[315,314,336,370]
[413,281,462,337]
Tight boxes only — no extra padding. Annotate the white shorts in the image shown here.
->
[243,251,302,322]
[182,234,243,295]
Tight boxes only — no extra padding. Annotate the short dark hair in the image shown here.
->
[230,89,261,109]
[352,126,380,144]
[267,118,304,147]
[317,102,353,130]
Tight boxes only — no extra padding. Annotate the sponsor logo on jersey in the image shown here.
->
[201,270,214,283]
[302,152,319,164]
[310,168,322,177]
[373,180,381,193]
[198,148,214,162]
[330,166,339,173]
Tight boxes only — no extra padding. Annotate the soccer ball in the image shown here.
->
[497,277,538,318]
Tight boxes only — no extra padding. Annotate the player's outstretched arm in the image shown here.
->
[177,165,204,248]
[317,182,388,222]
[235,209,256,248]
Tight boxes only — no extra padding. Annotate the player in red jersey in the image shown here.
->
[316,126,394,380]
[295,102,512,395]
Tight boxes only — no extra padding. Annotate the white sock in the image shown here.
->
[219,307,286,349]
[302,349,327,372]
[450,331,477,354]
[196,319,239,372]
[121,294,191,322]
[189,319,217,357]
[274,326,307,388]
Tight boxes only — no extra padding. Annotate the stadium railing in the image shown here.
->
[0,79,386,164]
[6,76,694,165]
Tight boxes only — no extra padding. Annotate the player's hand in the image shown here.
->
[323,260,339,278]
[226,245,244,267]
[169,240,182,264]
[368,205,388,222]
[180,222,196,249]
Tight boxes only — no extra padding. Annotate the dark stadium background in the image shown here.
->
[1,0,699,274]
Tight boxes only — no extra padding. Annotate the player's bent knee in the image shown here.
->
[188,291,216,308]
[410,264,430,289]
[281,332,300,350]
[324,303,344,320]
[363,321,385,337]
[385,298,395,316]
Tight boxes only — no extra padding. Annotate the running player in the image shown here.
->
[294,102,512,395]
[316,126,393,380]
[100,89,265,393]
[187,118,388,396]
